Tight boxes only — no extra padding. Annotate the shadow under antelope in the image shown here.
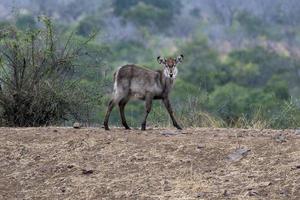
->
[103,55,184,130]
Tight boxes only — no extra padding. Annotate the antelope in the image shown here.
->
[103,55,184,130]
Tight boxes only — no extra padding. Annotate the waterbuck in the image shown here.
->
[103,55,184,130]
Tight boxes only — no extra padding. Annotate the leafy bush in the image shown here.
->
[0,17,95,126]
[206,82,300,128]
[179,33,224,91]
[208,83,250,124]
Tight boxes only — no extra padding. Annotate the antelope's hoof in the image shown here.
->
[141,123,147,130]
[176,125,182,130]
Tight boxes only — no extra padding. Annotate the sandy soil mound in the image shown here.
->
[0,127,299,199]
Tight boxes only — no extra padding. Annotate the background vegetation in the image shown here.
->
[0,0,300,128]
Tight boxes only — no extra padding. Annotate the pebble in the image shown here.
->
[161,130,178,137]
[227,147,250,162]
[197,144,205,149]
[73,122,81,129]
[274,134,287,143]
[82,169,94,175]
[196,192,206,198]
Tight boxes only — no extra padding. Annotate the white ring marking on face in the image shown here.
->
[163,67,178,79]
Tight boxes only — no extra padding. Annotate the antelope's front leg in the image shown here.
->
[141,94,153,130]
[162,97,182,130]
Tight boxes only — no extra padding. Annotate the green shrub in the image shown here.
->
[0,17,95,126]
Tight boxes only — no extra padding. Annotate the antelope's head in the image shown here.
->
[157,55,184,79]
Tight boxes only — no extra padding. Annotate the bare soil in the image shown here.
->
[0,127,299,200]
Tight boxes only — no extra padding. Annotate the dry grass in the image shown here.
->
[0,127,299,200]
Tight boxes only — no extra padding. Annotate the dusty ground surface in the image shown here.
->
[0,127,299,200]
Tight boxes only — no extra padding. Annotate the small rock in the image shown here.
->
[181,131,192,134]
[259,181,272,187]
[163,185,172,191]
[197,144,205,149]
[223,190,229,196]
[67,164,74,169]
[248,190,259,196]
[291,164,300,170]
[274,134,287,143]
[163,180,172,191]
[73,122,81,129]
[129,155,146,162]
[106,135,112,140]
[196,192,206,198]
[161,130,177,137]
[34,155,41,161]
[279,189,289,197]
[295,129,300,135]
[177,145,185,152]
[227,147,250,162]
[53,129,58,132]
[82,169,94,175]
[61,187,66,193]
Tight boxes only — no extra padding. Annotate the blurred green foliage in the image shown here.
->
[16,14,36,30]
[235,11,268,38]
[113,0,181,30]
[76,16,103,37]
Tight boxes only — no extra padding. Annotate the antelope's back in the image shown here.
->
[115,65,162,97]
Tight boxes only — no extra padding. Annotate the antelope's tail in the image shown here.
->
[113,67,120,94]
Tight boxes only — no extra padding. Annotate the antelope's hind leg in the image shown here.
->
[103,99,115,130]
[119,98,130,130]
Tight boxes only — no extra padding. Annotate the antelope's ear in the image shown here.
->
[176,54,184,63]
[157,56,166,64]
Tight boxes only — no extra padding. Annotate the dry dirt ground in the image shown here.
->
[0,127,299,200]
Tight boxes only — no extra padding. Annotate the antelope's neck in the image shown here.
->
[159,70,175,94]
